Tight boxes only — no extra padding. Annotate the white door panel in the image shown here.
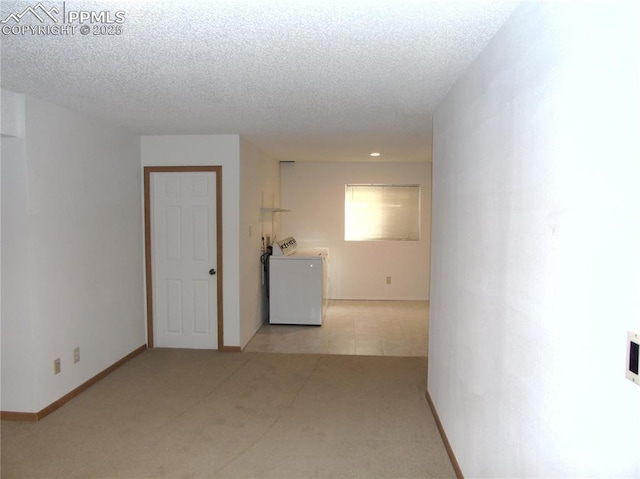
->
[151,172,218,349]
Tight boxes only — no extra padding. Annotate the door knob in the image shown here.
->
[209,269,216,275]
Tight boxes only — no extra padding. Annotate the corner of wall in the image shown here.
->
[238,139,281,348]
[1,89,26,138]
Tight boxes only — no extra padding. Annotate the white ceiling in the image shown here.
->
[0,0,519,162]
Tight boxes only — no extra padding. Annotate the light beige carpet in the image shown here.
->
[1,349,454,478]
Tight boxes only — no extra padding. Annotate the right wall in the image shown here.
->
[429,2,640,477]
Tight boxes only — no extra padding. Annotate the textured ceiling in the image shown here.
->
[0,0,519,162]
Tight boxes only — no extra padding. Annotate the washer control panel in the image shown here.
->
[273,237,297,256]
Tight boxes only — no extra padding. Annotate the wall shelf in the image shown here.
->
[260,208,291,213]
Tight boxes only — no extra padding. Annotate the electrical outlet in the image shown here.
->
[627,331,639,386]
[74,347,80,364]
[386,276,392,284]
[54,358,61,375]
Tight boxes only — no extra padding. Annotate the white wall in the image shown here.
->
[281,161,431,300]
[239,138,280,348]
[1,91,33,411]
[1,93,145,412]
[141,135,242,347]
[1,89,25,138]
[429,2,640,477]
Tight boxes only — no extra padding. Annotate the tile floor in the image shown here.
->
[244,300,429,357]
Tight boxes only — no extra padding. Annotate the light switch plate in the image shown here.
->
[626,331,640,386]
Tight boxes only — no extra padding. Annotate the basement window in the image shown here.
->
[345,184,420,241]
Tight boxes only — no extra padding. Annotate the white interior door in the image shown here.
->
[151,172,218,349]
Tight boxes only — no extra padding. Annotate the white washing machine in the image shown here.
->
[269,237,328,325]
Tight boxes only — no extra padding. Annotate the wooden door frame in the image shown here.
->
[144,166,224,349]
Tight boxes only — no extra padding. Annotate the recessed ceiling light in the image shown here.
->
[370,152,381,157]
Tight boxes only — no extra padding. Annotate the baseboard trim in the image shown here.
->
[221,345,242,352]
[426,389,464,479]
[1,344,147,422]
[0,411,39,422]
